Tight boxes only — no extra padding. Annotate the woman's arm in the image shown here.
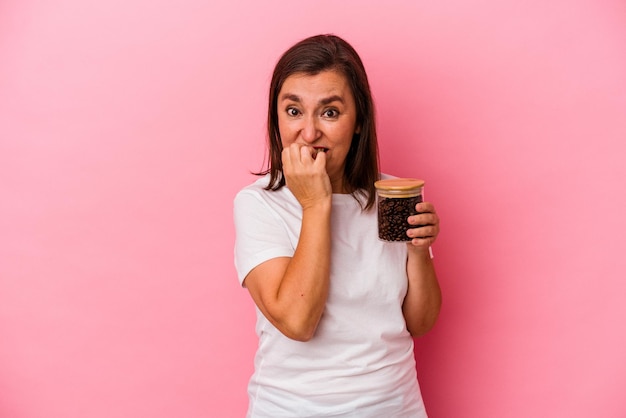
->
[402,202,442,336]
[243,144,332,342]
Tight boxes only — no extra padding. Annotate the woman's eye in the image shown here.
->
[323,109,339,118]
[286,107,300,117]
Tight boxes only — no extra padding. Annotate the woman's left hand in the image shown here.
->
[403,201,442,336]
[406,202,439,248]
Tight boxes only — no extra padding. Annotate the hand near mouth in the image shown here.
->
[312,146,329,159]
[282,143,332,209]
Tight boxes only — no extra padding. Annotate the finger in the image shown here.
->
[408,212,439,227]
[312,148,327,167]
[282,145,297,172]
[415,201,436,214]
[283,144,303,168]
[299,145,314,161]
[407,224,438,239]
[407,229,438,247]
[409,236,436,247]
[281,146,290,169]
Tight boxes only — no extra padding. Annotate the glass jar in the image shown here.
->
[374,178,425,242]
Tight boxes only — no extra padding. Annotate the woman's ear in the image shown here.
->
[355,125,361,134]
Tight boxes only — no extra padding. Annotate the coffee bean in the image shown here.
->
[377,195,423,241]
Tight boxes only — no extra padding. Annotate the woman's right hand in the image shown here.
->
[281,143,332,209]
[244,143,333,341]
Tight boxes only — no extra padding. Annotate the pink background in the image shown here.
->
[2,1,625,417]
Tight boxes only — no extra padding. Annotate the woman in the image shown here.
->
[234,34,441,417]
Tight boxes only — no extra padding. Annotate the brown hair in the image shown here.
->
[257,34,379,210]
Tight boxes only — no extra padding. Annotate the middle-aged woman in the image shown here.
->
[234,34,442,417]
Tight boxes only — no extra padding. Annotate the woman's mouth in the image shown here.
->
[312,147,329,159]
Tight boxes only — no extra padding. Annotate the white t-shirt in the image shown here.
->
[234,175,427,418]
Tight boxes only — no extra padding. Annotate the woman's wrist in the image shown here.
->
[407,244,432,259]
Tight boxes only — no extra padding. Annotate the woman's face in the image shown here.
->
[277,69,360,192]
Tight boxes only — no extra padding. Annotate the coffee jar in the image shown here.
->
[374,178,425,242]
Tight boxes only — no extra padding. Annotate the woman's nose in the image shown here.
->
[300,115,321,143]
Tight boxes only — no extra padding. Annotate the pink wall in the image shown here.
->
[1,1,625,417]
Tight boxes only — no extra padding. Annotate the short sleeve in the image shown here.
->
[233,189,295,286]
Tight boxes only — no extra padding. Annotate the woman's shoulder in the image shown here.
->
[237,174,272,194]
[234,174,294,207]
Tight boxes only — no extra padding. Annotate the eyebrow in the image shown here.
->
[280,93,345,106]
